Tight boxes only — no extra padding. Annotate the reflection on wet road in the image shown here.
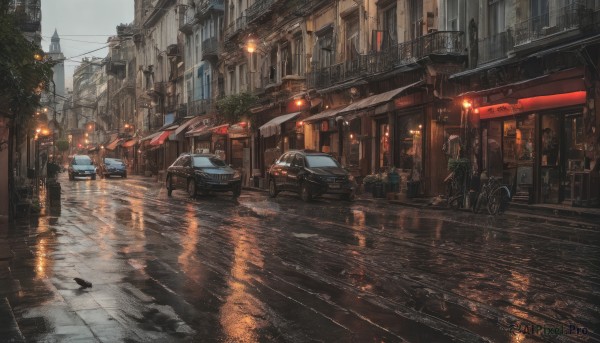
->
[8,174,600,342]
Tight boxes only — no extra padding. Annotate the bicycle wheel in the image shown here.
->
[472,191,486,213]
[488,187,509,215]
[448,194,463,210]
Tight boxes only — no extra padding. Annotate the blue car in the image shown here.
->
[68,155,96,180]
[99,158,127,178]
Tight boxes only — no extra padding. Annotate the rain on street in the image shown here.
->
[7,173,600,343]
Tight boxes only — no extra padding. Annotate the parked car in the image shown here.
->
[68,154,96,180]
[267,150,356,202]
[98,158,127,178]
[165,153,242,198]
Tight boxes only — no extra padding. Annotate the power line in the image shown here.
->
[41,36,106,44]
[68,46,109,59]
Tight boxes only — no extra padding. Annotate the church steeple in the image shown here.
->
[50,29,61,53]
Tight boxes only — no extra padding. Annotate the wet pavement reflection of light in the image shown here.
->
[6,173,600,343]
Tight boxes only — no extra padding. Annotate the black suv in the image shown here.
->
[166,153,242,198]
[268,150,356,202]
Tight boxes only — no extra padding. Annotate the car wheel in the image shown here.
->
[341,191,355,202]
[166,175,173,197]
[232,184,241,199]
[123,172,127,178]
[91,174,96,180]
[301,182,312,202]
[268,179,278,198]
[187,179,197,198]
[69,173,73,181]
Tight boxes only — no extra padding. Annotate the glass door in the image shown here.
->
[540,114,561,203]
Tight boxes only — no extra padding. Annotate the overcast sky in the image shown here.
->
[41,0,134,90]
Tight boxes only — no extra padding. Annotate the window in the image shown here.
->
[383,5,397,47]
[239,63,247,90]
[446,0,458,30]
[488,0,505,36]
[281,43,292,77]
[345,14,359,61]
[409,0,423,39]
[192,156,226,167]
[531,0,549,31]
[228,69,235,94]
[293,35,304,75]
[305,155,340,168]
[195,33,199,63]
[316,29,333,69]
[269,47,277,83]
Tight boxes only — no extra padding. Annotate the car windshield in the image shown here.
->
[73,157,92,165]
[305,155,340,168]
[105,159,124,166]
[192,156,226,168]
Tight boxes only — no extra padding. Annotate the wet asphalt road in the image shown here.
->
[6,173,600,343]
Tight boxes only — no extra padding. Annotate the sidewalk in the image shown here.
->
[242,186,600,220]
[0,216,25,342]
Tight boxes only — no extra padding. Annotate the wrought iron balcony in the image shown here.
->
[224,15,246,42]
[188,99,215,116]
[247,0,275,24]
[179,10,197,35]
[308,31,465,89]
[202,37,220,61]
[197,0,224,20]
[514,2,584,47]
[478,30,515,65]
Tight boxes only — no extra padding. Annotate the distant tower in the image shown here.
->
[48,29,66,98]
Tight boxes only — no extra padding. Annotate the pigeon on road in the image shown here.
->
[73,277,92,289]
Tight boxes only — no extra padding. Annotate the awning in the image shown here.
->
[149,130,174,146]
[140,131,162,142]
[185,124,229,138]
[121,139,138,148]
[457,67,584,99]
[259,112,300,138]
[105,138,122,151]
[175,116,205,136]
[338,80,425,115]
[303,107,348,123]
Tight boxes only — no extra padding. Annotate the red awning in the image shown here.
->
[105,138,122,151]
[121,139,138,148]
[149,130,173,146]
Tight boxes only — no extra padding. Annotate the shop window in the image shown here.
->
[396,114,423,179]
[345,118,361,168]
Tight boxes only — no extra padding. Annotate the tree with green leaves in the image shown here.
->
[1,1,55,219]
[215,92,258,126]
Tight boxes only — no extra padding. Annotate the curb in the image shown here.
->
[242,186,599,219]
[0,297,25,342]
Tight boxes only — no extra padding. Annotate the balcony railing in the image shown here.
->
[224,15,246,41]
[247,0,275,23]
[179,10,197,34]
[308,31,465,89]
[478,30,514,65]
[202,37,220,60]
[188,99,215,116]
[514,2,584,46]
[197,0,224,19]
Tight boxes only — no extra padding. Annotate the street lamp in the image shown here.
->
[245,34,260,93]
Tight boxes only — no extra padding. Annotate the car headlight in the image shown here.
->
[233,170,241,179]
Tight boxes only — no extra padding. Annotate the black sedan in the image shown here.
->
[98,158,127,178]
[267,150,356,202]
[166,153,242,198]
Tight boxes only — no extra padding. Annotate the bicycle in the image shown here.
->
[445,170,466,210]
[472,176,511,215]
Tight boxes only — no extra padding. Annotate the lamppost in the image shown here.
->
[245,34,258,93]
